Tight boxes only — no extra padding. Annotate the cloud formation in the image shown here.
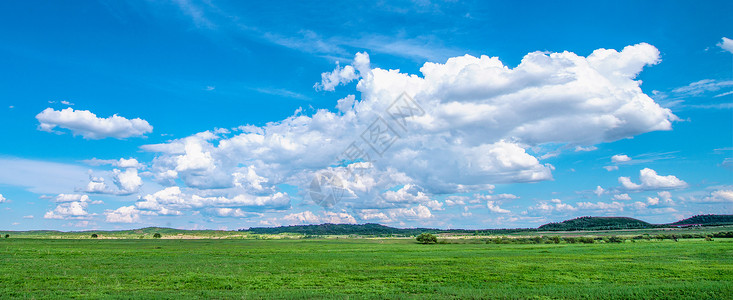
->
[719,37,733,54]
[619,168,687,190]
[101,44,677,223]
[36,108,153,139]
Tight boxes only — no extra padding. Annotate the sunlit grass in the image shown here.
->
[0,238,731,298]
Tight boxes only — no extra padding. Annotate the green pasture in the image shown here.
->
[0,238,731,299]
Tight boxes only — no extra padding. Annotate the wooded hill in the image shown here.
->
[244,214,733,235]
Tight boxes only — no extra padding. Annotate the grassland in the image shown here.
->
[1,237,731,299]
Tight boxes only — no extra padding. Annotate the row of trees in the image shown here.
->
[416,231,733,244]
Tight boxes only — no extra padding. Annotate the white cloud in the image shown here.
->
[604,166,619,171]
[487,201,510,214]
[83,178,108,193]
[594,186,605,197]
[211,208,262,218]
[113,168,143,194]
[0,194,5,203]
[613,193,631,201]
[105,206,141,223]
[121,186,291,218]
[619,168,687,190]
[700,189,733,203]
[574,146,597,152]
[84,158,144,169]
[671,79,733,97]
[719,37,733,54]
[444,196,467,206]
[282,211,357,224]
[44,194,99,220]
[314,52,369,91]
[611,154,632,163]
[36,107,153,139]
[137,44,674,213]
[528,199,577,214]
[576,201,625,212]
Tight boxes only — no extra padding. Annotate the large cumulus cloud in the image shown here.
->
[124,43,676,219]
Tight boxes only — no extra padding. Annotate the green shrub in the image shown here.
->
[607,236,623,243]
[153,233,162,239]
[416,233,437,244]
[91,233,98,238]
[4,234,8,238]
[578,237,594,244]
[563,237,578,244]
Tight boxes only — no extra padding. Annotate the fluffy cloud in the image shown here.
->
[314,52,370,91]
[487,201,510,214]
[44,194,100,220]
[136,44,674,215]
[84,158,144,169]
[611,154,632,163]
[113,168,143,194]
[36,108,152,139]
[0,194,5,203]
[528,199,577,214]
[576,201,625,212]
[282,211,357,224]
[700,189,733,203]
[613,193,632,201]
[594,186,605,197]
[619,168,687,190]
[105,206,141,223]
[116,186,291,218]
[719,37,733,54]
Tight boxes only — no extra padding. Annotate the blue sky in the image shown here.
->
[0,0,731,230]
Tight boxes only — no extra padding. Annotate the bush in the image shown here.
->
[91,233,98,238]
[416,233,437,244]
[578,237,595,244]
[550,236,561,244]
[563,237,578,244]
[4,234,8,238]
[607,236,623,243]
[153,233,162,239]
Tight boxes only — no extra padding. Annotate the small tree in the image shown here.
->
[4,234,8,238]
[416,233,437,244]
[91,233,98,238]
[153,233,162,239]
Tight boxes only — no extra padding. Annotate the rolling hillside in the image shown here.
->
[670,214,733,226]
[538,216,656,231]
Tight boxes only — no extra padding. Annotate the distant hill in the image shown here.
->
[670,214,733,226]
[246,223,439,236]
[538,216,656,231]
[245,223,533,236]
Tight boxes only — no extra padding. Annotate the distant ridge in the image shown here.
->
[538,216,655,231]
[246,214,733,235]
[670,214,733,226]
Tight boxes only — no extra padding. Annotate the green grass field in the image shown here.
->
[1,238,731,299]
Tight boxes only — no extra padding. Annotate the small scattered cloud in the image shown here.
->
[574,146,597,152]
[604,166,619,171]
[618,168,687,191]
[613,193,631,201]
[719,37,733,54]
[36,108,153,139]
[611,154,632,163]
[594,186,605,197]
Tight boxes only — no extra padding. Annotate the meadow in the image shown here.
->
[1,237,731,299]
